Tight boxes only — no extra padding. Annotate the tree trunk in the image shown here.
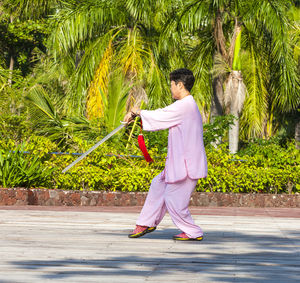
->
[210,76,224,121]
[209,76,224,147]
[295,117,300,150]
[226,70,246,154]
[8,15,14,86]
[210,10,226,147]
[229,114,239,154]
[228,72,240,153]
[8,55,14,86]
[214,12,228,60]
[8,53,16,114]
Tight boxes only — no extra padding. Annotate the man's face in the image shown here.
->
[170,80,181,100]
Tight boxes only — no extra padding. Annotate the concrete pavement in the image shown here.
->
[0,206,300,282]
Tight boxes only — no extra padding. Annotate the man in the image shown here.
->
[124,68,207,241]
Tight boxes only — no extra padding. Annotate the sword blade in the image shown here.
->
[62,123,126,173]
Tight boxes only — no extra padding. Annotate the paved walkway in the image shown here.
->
[0,206,300,282]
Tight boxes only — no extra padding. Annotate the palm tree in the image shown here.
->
[177,0,299,153]
[289,1,300,149]
[50,0,183,121]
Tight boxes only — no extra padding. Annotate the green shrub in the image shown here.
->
[0,114,32,142]
[0,134,298,194]
[203,115,235,146]
[0,144,54,188]
[196,142,299,194]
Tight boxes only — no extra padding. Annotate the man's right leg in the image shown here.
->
[136,172,167,228]
[164,177,203,240]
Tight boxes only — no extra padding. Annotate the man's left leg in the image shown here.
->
[164,177,203,239]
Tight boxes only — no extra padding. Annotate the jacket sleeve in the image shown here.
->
[140,101,183,131]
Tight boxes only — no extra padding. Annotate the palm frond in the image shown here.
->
[3,0,57,19]
[86,40,113,119]
[118,26,150,78]
[25,84,61,125]
[188,31,215,109]
[212,53,231,78]
[50,0,125,55]
[125,0,161,28]
[247,0,299,112]
[269,34,300,112]
[105,72,131,131]
[239,31,268,138]
[178,0,211,32]
[145,51,171,109]
[65,28,123,116]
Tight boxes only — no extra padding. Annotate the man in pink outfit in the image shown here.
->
[124,68,207,241]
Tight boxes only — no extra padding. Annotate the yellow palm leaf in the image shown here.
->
[86,41,113,119]
[120,27,148,78]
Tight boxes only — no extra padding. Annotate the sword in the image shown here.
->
[62,122,127,173]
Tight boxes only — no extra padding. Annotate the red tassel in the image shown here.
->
[138,134,153,163]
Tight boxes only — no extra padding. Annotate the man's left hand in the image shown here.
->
[123,109,140,124]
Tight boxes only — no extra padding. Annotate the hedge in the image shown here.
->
[0,135,299,194]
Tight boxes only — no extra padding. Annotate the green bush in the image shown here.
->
[203,115,235,146]
[0,144,54,188]
[0,114,32,142]
[0,134,298,194]
[197,142,299,194]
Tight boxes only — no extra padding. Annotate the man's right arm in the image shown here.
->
[140,102,183,131]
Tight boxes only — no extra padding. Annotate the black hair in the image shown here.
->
[169,68,195,92]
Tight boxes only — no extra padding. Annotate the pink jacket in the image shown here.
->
[140,95,207,183]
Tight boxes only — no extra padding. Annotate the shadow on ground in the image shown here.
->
[8,229,300,282]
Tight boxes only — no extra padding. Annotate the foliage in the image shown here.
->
[3,0,59,21]
[198,142,299,194]
[101,72,132,131]
[203,115,235,146]
[50,139,300,194]
[0,114,32,142]
[24,84,102,149]
[49,0,181,116]
[0,0,299,195]
[0,144,54,188]
[0,16,50,75]
[177,0,300,139]
[0,135,298,194]
[1,0,299,148]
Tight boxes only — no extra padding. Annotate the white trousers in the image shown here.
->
[136,172,203,238]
